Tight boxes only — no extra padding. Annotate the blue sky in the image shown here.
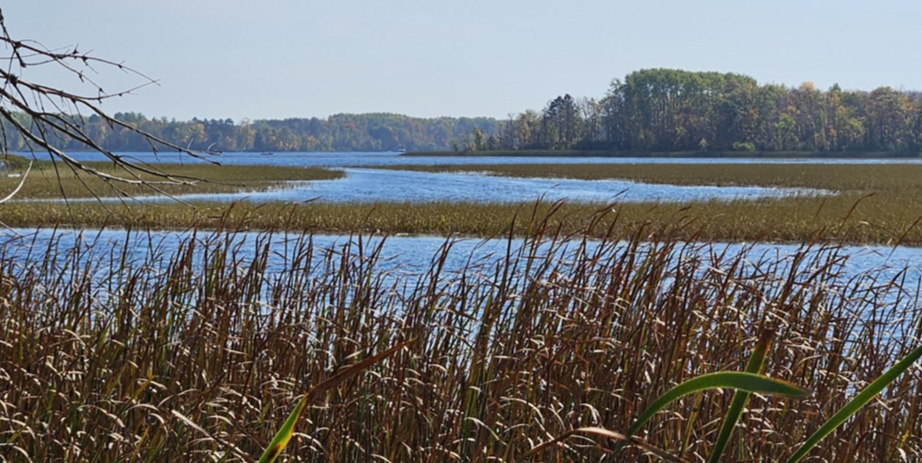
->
[4,1,921,120]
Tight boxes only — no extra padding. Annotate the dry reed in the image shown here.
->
[1,214,920,462]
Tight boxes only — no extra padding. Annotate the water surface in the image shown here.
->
[16,150,922,168]
[97,168,826,204]
[3,228,920,286]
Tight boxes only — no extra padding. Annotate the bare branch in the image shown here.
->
[0,158,29,203]
[0,6,220,201]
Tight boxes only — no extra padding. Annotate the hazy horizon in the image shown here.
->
[5,1,922,122]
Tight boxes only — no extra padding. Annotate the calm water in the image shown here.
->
[18,150,922,167]
[7,152,921,306]
[16,151,838,204]
[3,228,920,288]
[95,168,825,204]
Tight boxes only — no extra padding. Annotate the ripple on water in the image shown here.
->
[36,167,831,204]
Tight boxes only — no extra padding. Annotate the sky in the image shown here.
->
[4,0,922,121]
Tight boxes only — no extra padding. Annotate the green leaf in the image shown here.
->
[786,342,922,463]
[256,396,308,463]
[707,330,774,463]
[257,338,415,463]
[626,372,808,439]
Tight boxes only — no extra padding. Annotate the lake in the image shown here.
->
[19,150,922,167]
[80,168,824,204]
[16,151,838,204]
[3,228,920,299]
[7,152,921,293]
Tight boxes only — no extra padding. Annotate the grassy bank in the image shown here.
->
[378,162,922,190]
[2,193,922,245]
[0,154,342,199]
[5,161,922,245]
[2,224,920,462]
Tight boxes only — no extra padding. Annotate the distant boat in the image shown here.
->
[261,151,274,156]
[396,148,406,153]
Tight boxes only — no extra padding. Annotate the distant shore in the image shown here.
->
[402,149,922,159]
[14,147,920,160]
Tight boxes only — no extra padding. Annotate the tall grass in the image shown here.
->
[0,154,342,199]
[1,218,921,462]
[377,162,922,190]
[4,193,922,245]
[4,160,922,246]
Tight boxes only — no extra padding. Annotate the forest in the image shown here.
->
[484,69,922,154]
[5,69,922,154]
[0,112,499,153]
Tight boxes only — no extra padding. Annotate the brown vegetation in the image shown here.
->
[1,216,920,462]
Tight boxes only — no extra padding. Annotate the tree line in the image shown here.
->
[472,69,922,154]
[5,68,921,154]
[1,112,499,153]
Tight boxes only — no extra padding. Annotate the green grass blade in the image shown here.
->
[256,395,308,463]
[626,372,807,439]
[786,342,922,463]
[257,338,415,463]
[707,330,774,463]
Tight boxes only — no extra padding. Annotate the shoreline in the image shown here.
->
[1,196,921,247]
[8,149,921,159]
[401,149,922,159]
[4,222,922,249]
